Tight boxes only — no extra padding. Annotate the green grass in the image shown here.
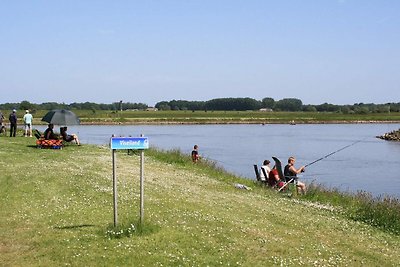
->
[303,184,400,235]
[10,109,400,125]
[1,136,400,266]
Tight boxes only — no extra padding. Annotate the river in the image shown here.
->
[37,123,400,198]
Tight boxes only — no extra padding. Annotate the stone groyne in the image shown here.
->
[376,129,400,141]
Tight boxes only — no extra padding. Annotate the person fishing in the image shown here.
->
[191,144,200,163]
[284,156,307,194]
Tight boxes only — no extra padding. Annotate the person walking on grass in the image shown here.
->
[9,109,17,137]
[23,110,33,137]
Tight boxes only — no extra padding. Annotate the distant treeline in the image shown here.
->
[1,98,399,113]
[155,98,399,113]
[0,101,148,112]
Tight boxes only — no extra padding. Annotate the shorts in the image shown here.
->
[25,123,32,130]
[65,135,74,142]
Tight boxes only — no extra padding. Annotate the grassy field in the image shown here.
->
[1,136,400,266]
[8,109,400,125]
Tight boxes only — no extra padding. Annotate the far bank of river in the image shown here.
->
[76,119,400,125]
[37,123,400,198]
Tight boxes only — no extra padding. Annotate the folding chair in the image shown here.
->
[260,167,269,185]
[34,129,42,139]
[254,164,269,185]
[272,156,297,192]
[0,124,6,136]
[253,164,261,182]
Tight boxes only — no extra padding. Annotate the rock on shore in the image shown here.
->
[376,129,400,141]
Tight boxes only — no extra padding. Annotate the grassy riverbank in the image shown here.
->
[1,137,400,266]
[17,110,400,125]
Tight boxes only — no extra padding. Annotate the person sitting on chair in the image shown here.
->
[260,160,271,182]
[284,156,307,194]
[60,126,80,145]
[43,123,59,140]
[268,166,286,189]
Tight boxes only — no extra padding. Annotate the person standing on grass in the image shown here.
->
[284,156,307,194]
[23,110,33,137]
[8,109,17,137]
[191,144,200,163]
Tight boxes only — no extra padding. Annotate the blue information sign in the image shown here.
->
[111,137,149,150]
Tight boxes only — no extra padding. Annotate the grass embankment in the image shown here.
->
[1,137,400,266]
[21,110,400,125]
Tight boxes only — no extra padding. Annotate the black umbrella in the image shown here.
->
[41,109,80,125]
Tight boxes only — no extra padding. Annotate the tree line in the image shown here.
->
[155,98,399,114]
[0,101,148,112]
[1,98,399,113]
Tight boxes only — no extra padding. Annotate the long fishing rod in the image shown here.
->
[304,137,367,168]
[204,156,228,165]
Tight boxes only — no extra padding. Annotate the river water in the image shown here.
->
[38,124,400,198]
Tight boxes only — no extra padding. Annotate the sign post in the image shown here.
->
[112,149,118,226]
[110,136,149,227]
[140,148,144,224]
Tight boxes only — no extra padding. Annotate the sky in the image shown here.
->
[1,0,399,106]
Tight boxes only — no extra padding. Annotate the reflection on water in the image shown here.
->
[37,123,400,198]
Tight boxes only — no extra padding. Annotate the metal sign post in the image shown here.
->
[139,134,146,225]
[112,149,118,226]
[110,136,149,227]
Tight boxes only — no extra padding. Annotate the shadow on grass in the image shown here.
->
[27,144,81,149]
[103,221,161,239]
[27,145,38,148]
[54,224,95,230]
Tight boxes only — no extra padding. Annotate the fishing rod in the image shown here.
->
[204,156,228,165]
[304,137,367,168]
